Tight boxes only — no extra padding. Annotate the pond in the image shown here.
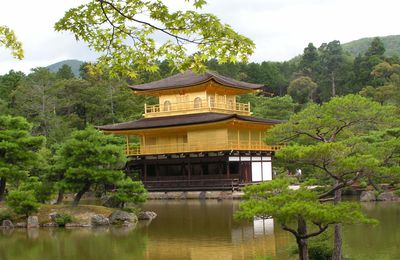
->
[0,200,399,260]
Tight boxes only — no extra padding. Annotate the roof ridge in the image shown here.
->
[128,70,263,91]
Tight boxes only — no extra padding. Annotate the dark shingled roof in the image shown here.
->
[129,70,263,91]
[97,113,281,131]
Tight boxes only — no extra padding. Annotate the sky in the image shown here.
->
[1,0,400,74]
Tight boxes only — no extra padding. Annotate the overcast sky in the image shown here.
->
[1,0,399,74]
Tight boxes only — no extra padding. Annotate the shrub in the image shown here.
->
[308,242,333,260]
[54,213,73,227]
[121,207,140,214]
[6,190,40,217]
[0,209,15,222]
[110,178,148,208]
[394,189,400,197]
[19,177,54,203]
[358,181,368,188]
[290,232,333,260]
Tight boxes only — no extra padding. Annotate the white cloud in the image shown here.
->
[1,0,400,74]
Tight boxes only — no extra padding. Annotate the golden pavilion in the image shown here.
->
[98,70,280,190]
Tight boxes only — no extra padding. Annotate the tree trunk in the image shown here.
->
[56,189,64,204]
[332,183,342,260]
[0,178,6,201]
[297,217,309,260]
[368,177,382,192]
[331,72,336,97]
[72,183,91,207]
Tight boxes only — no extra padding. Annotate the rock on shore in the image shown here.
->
[360,191,376,202]
[91,214,110,226]
[138,211,157,221]
[109,210,138,225]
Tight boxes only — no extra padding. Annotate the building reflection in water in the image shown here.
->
[140,200,291,260]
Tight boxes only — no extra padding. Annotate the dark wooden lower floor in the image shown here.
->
[126,151,273,191]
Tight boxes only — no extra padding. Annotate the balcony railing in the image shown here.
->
[144,99,251,117]
[126,140,281,156]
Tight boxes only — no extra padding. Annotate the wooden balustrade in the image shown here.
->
[144,99,251,117]
[126,140,281,156]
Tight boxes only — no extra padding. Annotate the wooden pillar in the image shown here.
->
[188,159,191,181]
[226,160,230,179]
[200,160,204,176]
[237,129,240,149]
[144,162,147,182]
[248,129,251,149]
[181,163,186,178]
[224,94,227,110]
[188,160,192,183]
[143,135,146,154]
[125,135,129,154]
[155,164,159,178]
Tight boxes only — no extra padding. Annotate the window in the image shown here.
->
[163,100,171,111]
[194,97,202,108]
[228,99,234,109]
[209,96,215,108]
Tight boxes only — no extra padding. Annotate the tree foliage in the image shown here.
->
[0,25,24,60]
[265,94,399,259]
[55,127,126,206]
[0,115,45,200]
[111,177,148,208]
[55,0,255,78]
[56,64,75,80]
[252,95,297,120]
[19,176,54,203]
[6,190,40,217]
[236,179,374,260]
[287,76,317,104]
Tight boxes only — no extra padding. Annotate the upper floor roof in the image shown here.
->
[129,70,263,94]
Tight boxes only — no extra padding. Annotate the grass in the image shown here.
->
[37,204,114,224]
[1,203,114,224]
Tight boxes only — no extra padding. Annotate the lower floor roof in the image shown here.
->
[97,112,281,132]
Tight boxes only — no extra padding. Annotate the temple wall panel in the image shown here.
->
[187,128,228,145]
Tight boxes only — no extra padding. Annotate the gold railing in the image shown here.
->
[144,99,251,117]
[126,140,281,156]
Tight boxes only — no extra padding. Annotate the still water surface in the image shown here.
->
[0,200,399,260]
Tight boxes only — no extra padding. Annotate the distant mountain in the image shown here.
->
[46,59,84,77]
[343,35,400,57]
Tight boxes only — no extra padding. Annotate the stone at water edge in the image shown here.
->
[377,191,399,201]
[137,211,157,221]
[2,219,14,229]
[360,191,376,202]
[91,214,110,226]
[42,222,58,227]
[65,223,91,227]
[48,212,60,221]
[27,216,39,228]
[109,210,138,225]
[15,222,27,228]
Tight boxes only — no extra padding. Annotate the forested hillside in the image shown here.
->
[343,35,400,57]
[46,59,83,77]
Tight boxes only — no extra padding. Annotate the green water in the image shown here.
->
[0,200,399,260]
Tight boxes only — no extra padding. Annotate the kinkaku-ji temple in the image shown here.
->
[98,70,281,191]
